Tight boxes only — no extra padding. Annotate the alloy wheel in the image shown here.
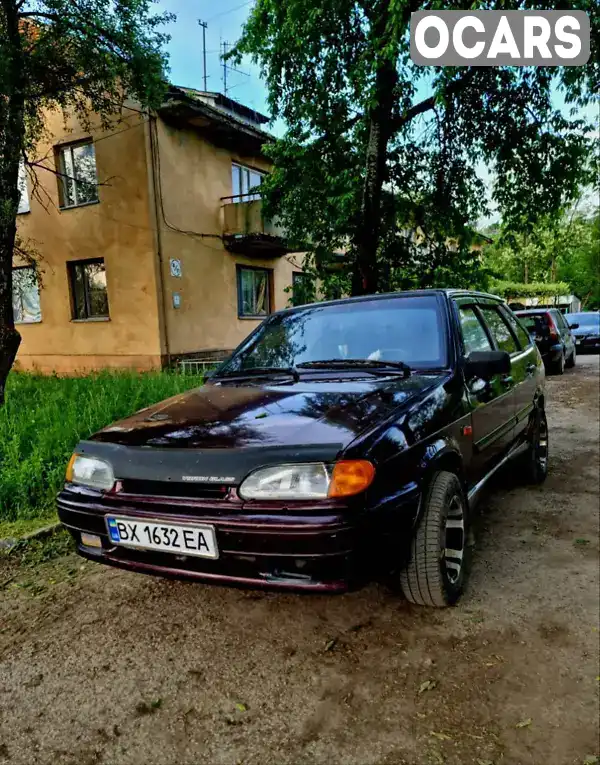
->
[535,411,549,475]
[442,495,465,585]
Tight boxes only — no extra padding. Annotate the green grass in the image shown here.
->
[0,370,204,525]
[0,516,58,540]
[1,528,75,569]
[1,529,79,595]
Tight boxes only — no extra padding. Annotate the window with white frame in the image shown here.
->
[231,163,264,202]
[57,141,99,208]
[12,267,41,324]
[17,161,30,214]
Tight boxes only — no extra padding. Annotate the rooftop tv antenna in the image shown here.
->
[198,20,208,91]
[221,41,250,97]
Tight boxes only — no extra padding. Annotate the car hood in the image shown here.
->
[77,374,448,485]
[572,325,600,337]
[90,373,445,453]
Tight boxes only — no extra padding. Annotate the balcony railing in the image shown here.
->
[221,193,287,257]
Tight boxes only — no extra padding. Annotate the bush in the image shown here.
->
[0,370,204,522]
[490,280,571,299]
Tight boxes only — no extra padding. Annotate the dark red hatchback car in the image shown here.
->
[58,290,547,607]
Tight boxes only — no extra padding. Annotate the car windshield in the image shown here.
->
[566,313,600,329]
[218,295,447,374]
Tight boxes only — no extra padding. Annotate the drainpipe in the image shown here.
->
[145,114,171,368]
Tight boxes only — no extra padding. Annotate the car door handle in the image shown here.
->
[501,375,513,386]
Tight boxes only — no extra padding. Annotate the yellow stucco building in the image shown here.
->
[14,87,305,374]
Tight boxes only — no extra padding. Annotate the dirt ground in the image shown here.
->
[1,356,598,765]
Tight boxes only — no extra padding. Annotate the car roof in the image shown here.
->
[514,308,555,315]
[275,288,503,316]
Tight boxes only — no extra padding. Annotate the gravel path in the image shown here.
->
[1,356,598,765]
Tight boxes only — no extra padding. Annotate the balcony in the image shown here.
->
[221,194,288,257]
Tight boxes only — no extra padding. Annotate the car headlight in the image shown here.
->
[239,461,375,500]
[66,454,115,491]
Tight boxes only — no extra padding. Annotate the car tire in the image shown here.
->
[400,471,469,608]
[520,407,549,485]
[549,351,565,375]
[565,347,576,368]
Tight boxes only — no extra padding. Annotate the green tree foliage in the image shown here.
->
[485,210,600,309]
[556,214,600,310]
[0,0,173,403]
[231,0,598,299]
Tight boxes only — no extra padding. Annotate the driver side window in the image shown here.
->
[458,306,493,354]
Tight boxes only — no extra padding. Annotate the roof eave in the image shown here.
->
[159,87,273,151]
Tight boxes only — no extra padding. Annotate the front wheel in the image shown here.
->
[400,471,469,607]
[565,347,576,368]
[520,407,549,484]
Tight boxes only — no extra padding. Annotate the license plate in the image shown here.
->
[576,339,582,345]
[106,517,218,559]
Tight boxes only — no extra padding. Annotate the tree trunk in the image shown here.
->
[352,4,397,296]
[0,232,21,406]
[0,0,25,404]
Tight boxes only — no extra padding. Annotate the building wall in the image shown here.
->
[153,118,304,357]
[14,105,305,374]
[14,106,164,374]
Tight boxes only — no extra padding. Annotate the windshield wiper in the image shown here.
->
[216,366,300,382]
[297,359,411,377]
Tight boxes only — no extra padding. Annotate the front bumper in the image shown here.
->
[57,488,418,592]
[574,335,600,351]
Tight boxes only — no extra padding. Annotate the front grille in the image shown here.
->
[218,527,354,556]
[119,479,229,500]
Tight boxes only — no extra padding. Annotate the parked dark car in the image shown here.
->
[58,290,547,607]
[565,312,600,353]
[514,308,577,374]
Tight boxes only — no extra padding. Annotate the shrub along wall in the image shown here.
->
[490,280,571,300]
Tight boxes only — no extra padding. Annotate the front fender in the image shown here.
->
[368,433,466,526]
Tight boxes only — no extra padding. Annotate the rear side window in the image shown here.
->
[500,307,532,349]
[479,306,518,354]
[457,306,493,354]
[553,311,568,330]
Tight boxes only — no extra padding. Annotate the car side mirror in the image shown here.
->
[569,323,579,330]
[465,351,511,380]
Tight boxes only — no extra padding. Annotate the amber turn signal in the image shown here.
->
[65,454,77,482]
[328,460,375,498]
